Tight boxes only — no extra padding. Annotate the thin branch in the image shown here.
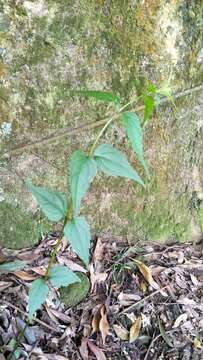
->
[1,84,203,157]
[1,300,60,333]
[118,285,169,315]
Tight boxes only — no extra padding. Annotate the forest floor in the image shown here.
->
[0,234,203,360]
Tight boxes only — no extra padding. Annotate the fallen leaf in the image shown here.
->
[193,337,201,349]
[113,324,129,340]
[45,306,60,325]
[0,281,12,292]
[158,318,173,347]
[140,281,147,293]
[118,292,141,306]
[87,340,106,360]
[172,313,187,328]
[133,259,159,290]
[99,305,110,344]
[14,270,37,281]
[177,298,197,306]
[79,339,89,360]
[48,308,71,324]
[129,317,142,343]
[89,264,108,293]
[126,313,137,323]
[58,258,87,273]
[92,306,102,333]
[141,313,151,328]
[190,274,199,286]
[93,237,106,263]
[31,267,46,276]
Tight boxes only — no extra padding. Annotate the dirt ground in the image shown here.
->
[0,234,203,360]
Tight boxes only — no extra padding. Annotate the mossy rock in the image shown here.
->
[0,202,39,249]
[59,272,90,307]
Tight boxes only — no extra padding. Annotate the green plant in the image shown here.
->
[0,82,170,321]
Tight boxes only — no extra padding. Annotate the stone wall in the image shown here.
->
[0,0,202,249]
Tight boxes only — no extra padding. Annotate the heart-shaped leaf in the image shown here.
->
[71,89,120,104]
[64,217,91,265]
[70,150,97,215]
[121,111,149,176]
[28,278,49,320]
[143,95,154,123]
[49,265,80,288]
[94,144,144,186]
[26,181,68,222]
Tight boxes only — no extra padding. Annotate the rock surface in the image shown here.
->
[0,1,202,248]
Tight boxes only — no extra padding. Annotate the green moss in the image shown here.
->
[25,35,55,66]
[196,207,203,232]
[59,272,90,307]
[0,202,39,249]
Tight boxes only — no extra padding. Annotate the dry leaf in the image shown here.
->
[31,266,46,276]
[93,237,106,263]
[89,263,108,293]
[45,306,60,325]
[190,274,199,286]
[0,281,12,292]
[58,258,87,273]
[79,339,89,360]
[99,305,110,344]
[92,307,102,333]
[14,270,36,281]
[113,324,129,340]
[87,340,106,360]
[134,259,159,290]
[126,313,137,323]
[118,292,141,306]
[48,308,71,324]
[172,313,187,328]
[193,337,201,349]
[129,317,142,343]
[141,313,151,328]
[140,281,147,293]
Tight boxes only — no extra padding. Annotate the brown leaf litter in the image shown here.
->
[0,233,203,359]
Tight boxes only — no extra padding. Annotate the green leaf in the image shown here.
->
[121,111,149,176]
[0,260,27,273]
[157,83,176,108]
[93,144,144,186]
[158,317,173,347]
[143,95,154,123]
[146,83,157,94]
[49,265,81,288]
[26,181,68,221]
[64,217,91,265]
[70,150,97,215]
[71,89,120,104]
[28,278,49,320]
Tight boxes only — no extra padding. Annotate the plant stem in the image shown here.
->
[44,206,73,281]
[10,320,29,358]
[89,95,142,156]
